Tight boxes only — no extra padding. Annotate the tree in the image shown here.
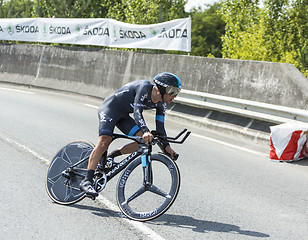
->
[32,0,187,23]
[219,0,262,59]
[0,0,8,18]
[123,0,187,24]
[219,0,307,77]
[283,0,308,75]
[33,0,92,18]
[190,3,225,57]
[78,0,125,20]
[0,0,34,18]
[262,0,289,61]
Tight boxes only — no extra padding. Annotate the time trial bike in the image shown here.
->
[45,129,190,221]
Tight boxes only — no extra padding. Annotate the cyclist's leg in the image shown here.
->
[80,101,117,196]
[115,117,142,155]
[88,135,112,170]
[117,131,142,154]
[80,135,112,196]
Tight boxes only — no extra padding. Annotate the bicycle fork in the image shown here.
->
[141,150,152,187]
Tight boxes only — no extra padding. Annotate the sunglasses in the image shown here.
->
[166,86,181,96]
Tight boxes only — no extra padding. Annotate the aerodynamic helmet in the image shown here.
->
[153,72,182,97]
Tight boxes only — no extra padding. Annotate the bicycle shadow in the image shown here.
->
[69,203,269,238]
[67,202,121,218]
[150,214,270,238]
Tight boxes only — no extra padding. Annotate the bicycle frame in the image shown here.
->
[105,150,142,181]
[104,133,156,184]
[65,129,190,189]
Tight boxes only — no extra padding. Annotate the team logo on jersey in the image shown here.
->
[139,119,146,127]
[99,111,113,122]
[140,93,148,102]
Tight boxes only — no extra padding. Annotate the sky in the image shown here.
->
[185,0,218,11]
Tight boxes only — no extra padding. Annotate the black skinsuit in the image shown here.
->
[97,80,167,140]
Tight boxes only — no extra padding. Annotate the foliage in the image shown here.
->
[0,0,34,18]
[87,0,124,20]
[123,0,187,24]
[30,0,187,22]
[32,0,92,18]
[1,0,188,21]
[190,3,225,58]
[219,0,308,78]
[219,0,262,59]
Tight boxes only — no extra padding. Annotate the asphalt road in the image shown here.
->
[0,84,308,240]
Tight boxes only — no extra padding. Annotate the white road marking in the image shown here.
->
[96,195,166,240]
[83,103,99,109]
[0,133,49,163]
[0,132,166,240]
[0,87,35,94]
[191,133,267,156]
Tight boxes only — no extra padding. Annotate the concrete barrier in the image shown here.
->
[1,43,307,109]
[1,43,308,142]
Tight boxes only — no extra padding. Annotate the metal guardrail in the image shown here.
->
[174,89,308,124]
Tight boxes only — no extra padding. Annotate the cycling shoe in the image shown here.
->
[80,179,99,197]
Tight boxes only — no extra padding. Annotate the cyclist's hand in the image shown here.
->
[142,131,154,145]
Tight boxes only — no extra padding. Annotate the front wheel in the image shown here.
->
[116,153,180,221]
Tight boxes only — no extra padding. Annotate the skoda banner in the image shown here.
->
[0,17,191,52]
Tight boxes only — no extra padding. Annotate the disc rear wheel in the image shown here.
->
[46,141,94,205]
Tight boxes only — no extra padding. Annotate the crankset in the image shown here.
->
[94,172,107,193]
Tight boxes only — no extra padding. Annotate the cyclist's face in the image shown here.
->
[163,93,176,104]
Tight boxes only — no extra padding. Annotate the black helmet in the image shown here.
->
[153,72,182,97]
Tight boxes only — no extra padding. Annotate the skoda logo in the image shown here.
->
[151,28,157,37]
[43,24,48,36]
[7,25,14,35]
[75,24,81,38]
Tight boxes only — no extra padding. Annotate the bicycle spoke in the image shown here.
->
[148,185,172,199]
[116,153,181,221]
[47,172,63,184]
[126,186,146,204]
[64,181,81,191]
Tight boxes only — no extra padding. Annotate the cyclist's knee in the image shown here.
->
[96,135,112,150]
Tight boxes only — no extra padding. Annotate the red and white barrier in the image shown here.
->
[270,123,308,162]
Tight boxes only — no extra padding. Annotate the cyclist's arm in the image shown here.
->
[155,103,170,148]
[155,103,178,159]
[133,85,151,134]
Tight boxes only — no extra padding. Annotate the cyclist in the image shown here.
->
[80,72,182,197]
